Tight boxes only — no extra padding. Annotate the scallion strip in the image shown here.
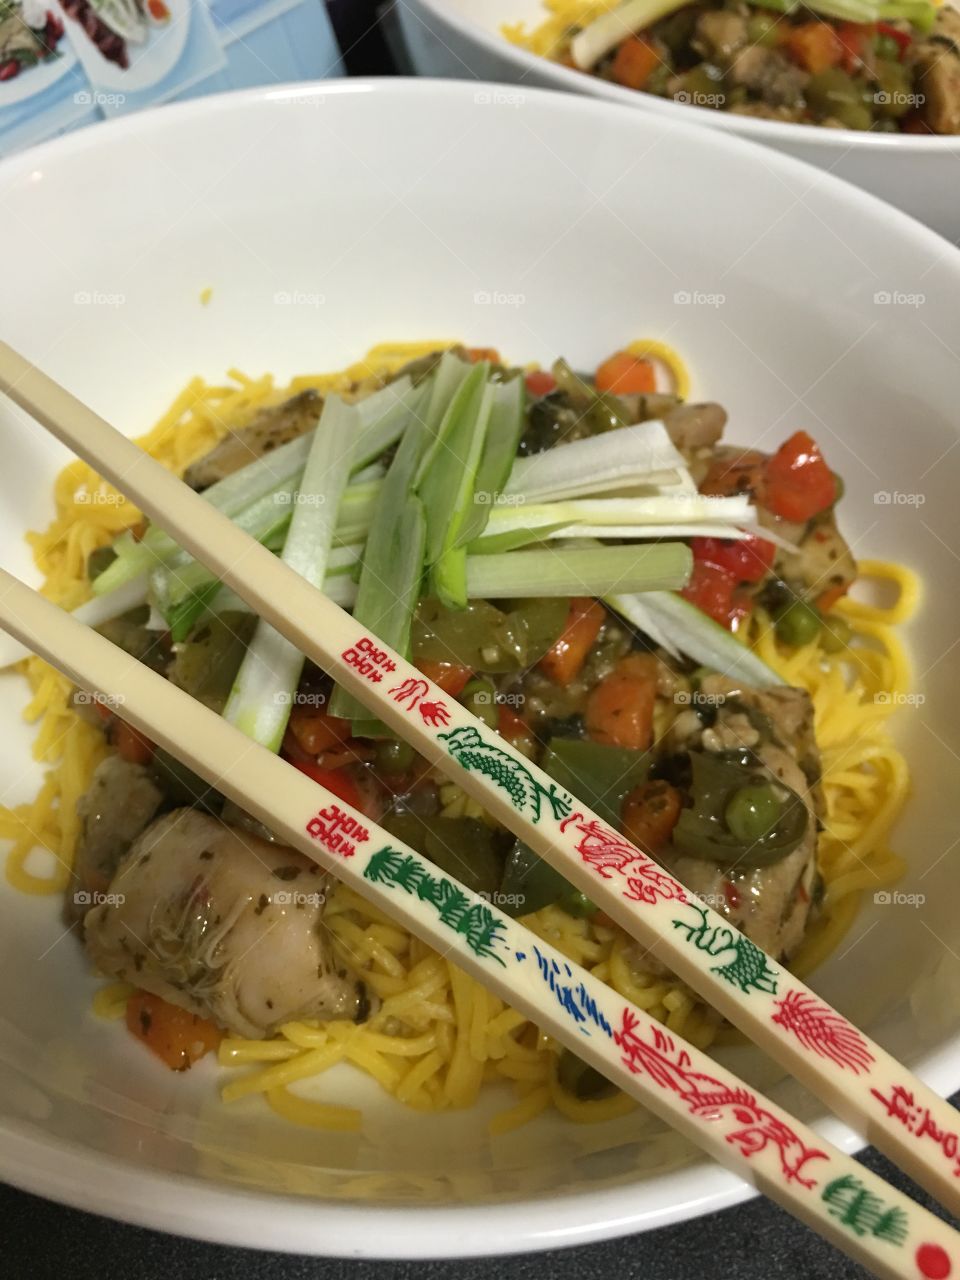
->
[222,395,358,751]
[465,542,692,599]
[571,0,697,69]
[608,590,783,686]
[504,420,685,504]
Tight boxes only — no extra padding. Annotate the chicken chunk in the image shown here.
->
[909,8,960,135]
[693,10,748,62]
[70,755,164,919]
[184,390,322,490]
[662,402,727,453]
[84,810,370,1038]
[660,678,821,960]
[729,46,808,108]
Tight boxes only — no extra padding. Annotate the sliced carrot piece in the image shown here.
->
[126,991,221,1072]
[539,597,605,687]
[610,36,660,91]
[585,653,658,750]
[595,350,657,395]
[622,779,682,853]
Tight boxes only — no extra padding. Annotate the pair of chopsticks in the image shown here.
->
[1,339,957,1278]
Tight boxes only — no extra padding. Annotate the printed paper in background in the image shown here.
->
[53,0,227,116]
[0,0,343,150]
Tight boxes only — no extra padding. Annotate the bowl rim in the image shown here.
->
[2,75,960,1257]
[410,0,960,154]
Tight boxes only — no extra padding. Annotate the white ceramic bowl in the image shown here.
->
[400,0,960,242]
[1,79,960,1257]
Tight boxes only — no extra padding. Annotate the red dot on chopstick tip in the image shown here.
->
[917,1243,951,1279]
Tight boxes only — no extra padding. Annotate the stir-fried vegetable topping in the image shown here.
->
[74,340,855,972]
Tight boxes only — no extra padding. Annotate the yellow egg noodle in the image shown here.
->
[502,0,621,59]
[1,342,914,1134]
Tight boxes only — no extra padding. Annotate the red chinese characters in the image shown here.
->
[306,803,369,859]
[341,636,397,684]
[871,1083,960,1180]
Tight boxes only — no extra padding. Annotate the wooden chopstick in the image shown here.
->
[0,565,957,1280]
[2,338,959,1226]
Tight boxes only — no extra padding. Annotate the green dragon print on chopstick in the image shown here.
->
[437,725,574,823]
[672,902,780,996]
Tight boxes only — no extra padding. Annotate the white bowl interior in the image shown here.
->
[400,0,960,241]
[1,80,960,1254]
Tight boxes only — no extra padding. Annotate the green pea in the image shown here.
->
[725,783,782,844]
[747,12,779,46]
[460,678,498,729]
[831,472,845,504]
[559,889,599,919]
[775,599,823,648]
[819,614,853,654]
[375,738,415,774]
[875,33,901,60]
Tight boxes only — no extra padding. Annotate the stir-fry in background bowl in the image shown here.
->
[1,79,960,1256]
[399,0,960,242]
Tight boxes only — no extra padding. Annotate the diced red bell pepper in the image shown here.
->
[497,706,529,744]
[286,756,364,811]
[688,533,776,585]
[764,431,837,523]
[836,21,876,74]
[680,559,752,631]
